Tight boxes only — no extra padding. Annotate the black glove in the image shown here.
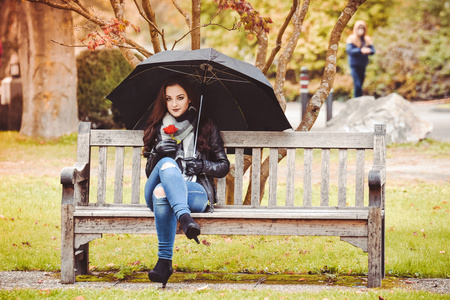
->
[184,158,204,176]
[154,139,177,157]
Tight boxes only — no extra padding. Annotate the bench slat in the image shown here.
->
[303,149,313,207]
[355,149,365,207]
[338,149,348,207]
[251,148,261,206]
[221,131,374,149]
[91,130,144,147]
[131,147,141,204]
[286,148,295,206]
[74,217,368,236]
[216,177,226,205]
[97,147,107,204]
[114,147,124,204]
[234,148,244,205]
[268,148,278,206]
[320,149,330,206]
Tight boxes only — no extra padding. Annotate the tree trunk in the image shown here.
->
[191,0,201,50]
[18,2,78,138]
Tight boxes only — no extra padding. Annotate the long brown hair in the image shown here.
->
[346,20,373,48]
[142,75,212,155]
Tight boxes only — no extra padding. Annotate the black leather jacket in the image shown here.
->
[145,122,230,205]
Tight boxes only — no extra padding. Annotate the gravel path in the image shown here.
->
[0,271,449,294]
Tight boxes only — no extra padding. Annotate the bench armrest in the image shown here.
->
[368,165,385,207]
[61,162,89,185]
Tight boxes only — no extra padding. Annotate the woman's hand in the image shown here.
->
[361,46,372,55]
[184,158,204,176]
[154,139,178,157]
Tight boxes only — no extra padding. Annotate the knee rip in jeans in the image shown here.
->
[153,186,166,199]
[161,162,177,170]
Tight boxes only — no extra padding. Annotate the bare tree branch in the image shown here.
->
[262,0,299,75]
[132,0,167,51]
[274,0,310,112]
[254,30,268,71]
[142,0,162,53]
[172,0,191,28]
[171,11,235,50]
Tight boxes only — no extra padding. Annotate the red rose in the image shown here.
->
[163,125,178,135]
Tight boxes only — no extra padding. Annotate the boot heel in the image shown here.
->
[179,214,201,243]
[148,258,173,288]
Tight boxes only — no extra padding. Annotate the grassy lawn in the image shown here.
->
[0,131,449,297]
[1,287,449,300]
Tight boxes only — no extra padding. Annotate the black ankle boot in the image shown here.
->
[179,213,200,244]
[148,258,173,288]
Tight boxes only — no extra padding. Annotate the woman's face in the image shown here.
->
[357,25,365,37]
[165,84,190,118]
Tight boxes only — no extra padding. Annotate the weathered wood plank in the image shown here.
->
[90,130,144,147]
[303,149,313,207]
[321,149,330,206]
[74,207,371,220]
[355,149,365,207]
[216,177,226,205]
[286,148,296,206]
[234,148,244,205]
[61,192,75,283]
[251,148,261,206]
[114,147,124,204]
[75,123,91,205]
[340,237,368,252]
[221,131,374,149]
[338,149,348,207]
[97,147,107,204]
[368,206,382,287]
[268,148,278,206]
[75,217,368,236]
[131,147,141,204]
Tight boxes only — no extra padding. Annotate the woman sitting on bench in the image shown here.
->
[142,75,230,288]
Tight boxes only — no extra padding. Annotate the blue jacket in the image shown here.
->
[346,42,375,67]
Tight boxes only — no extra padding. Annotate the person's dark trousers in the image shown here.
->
[350,65,366,98]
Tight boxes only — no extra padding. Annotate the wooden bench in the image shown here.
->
[60,122,386,287]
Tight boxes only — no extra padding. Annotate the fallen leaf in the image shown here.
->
[0,215,6,220]
[378,296,385,300]
[405,280,414,284]
[129,260,141,266]
[298,278,306,281]
[413,232,418,236]
[347,269,353,275]
[106,263,115,267]
[202,239,211,246]
[197,285,209,291]
[74,296,85,300]
[51,236,57,240]
[224,238,232,243]
[439,251,446,254]
[89,265,98,271]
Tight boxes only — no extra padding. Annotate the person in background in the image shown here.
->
[346,20,375,98]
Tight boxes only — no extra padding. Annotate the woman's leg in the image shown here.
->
[186,181,208,213]
[144,157,190,218]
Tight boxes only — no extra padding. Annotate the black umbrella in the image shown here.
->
[106,48,292,134]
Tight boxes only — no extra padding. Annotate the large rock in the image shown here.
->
[325,93,433,144]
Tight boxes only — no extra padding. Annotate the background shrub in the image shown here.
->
[77,49,133,128]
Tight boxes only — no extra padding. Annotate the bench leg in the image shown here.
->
[368,206,382,288]
[75,243,90,275]
[61,201,75,284]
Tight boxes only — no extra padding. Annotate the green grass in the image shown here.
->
[0,287,448,300]
[0,132,449,285]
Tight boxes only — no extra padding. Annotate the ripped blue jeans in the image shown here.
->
[144,157,208,260]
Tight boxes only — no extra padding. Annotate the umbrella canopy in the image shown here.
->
[106,48,292,132]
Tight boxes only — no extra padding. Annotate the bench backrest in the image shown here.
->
[76,122,386,208]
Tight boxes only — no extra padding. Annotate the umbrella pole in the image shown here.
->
[193,64,210,157]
